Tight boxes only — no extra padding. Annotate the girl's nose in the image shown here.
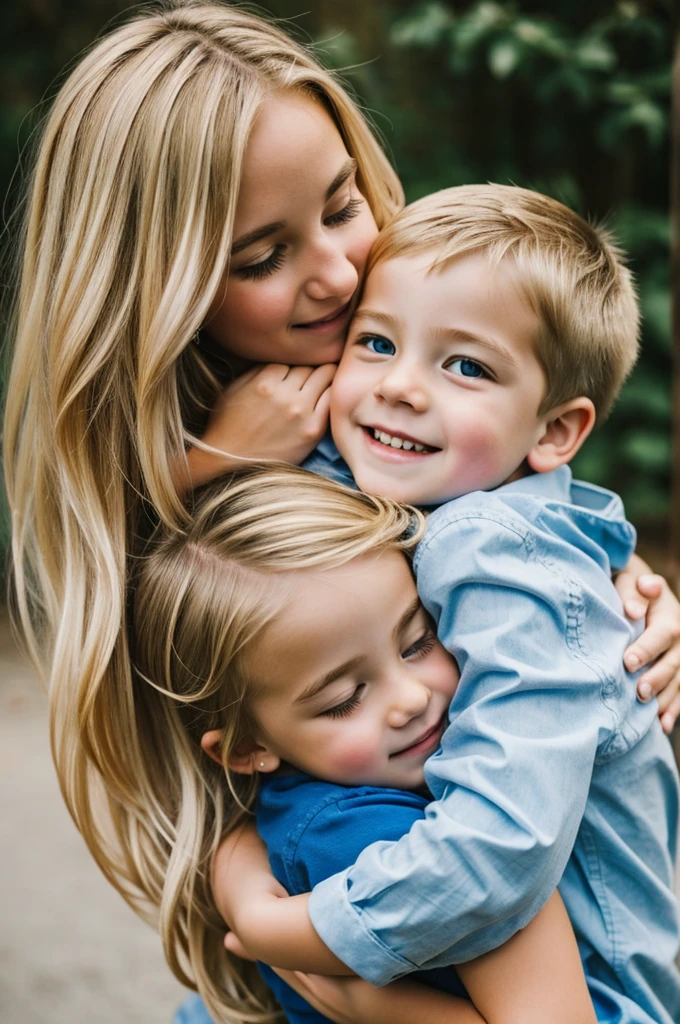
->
[374,361,430,413]
[387,677,431,730]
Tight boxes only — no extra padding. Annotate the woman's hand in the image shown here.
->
[181,362,336,489]
[615,555,680,732]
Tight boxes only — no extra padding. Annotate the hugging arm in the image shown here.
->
[217,785,595,1024]
[219,515,640,981]
[276,892,595,1024]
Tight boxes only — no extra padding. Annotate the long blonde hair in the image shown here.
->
[2,0,401,972]
[131,463,423,1021]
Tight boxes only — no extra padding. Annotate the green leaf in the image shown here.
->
[573,36,617,72]
[451,2,507,52]
[390,2,452,48]
[488,38,522,79]
[621,430,671,472]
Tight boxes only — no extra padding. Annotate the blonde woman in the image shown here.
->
[3,0,679,1020]
[133,462,597,1024]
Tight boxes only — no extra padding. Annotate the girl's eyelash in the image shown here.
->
[403,630,437,660]
[235,244,286,281]
[323,686,365,719]
[325,196,362,227]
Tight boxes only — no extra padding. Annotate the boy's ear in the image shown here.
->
[200,729,281,775]
[527,397,596,475]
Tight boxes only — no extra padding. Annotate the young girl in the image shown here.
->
[132,462,596,1024]
[3,0,679,1017]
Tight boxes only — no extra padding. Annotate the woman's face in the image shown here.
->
[204,90,379,366]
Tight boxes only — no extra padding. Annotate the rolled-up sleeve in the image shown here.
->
[308,511,637,984]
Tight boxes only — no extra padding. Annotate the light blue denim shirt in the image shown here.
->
[303,438,680,1024]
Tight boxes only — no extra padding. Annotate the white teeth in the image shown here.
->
[372,428,427,452]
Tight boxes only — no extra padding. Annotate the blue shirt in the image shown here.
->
[304,438,680,1024]
[256,774,467,1023]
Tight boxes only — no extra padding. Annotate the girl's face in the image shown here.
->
[204,90,379,366]
[236,551,459,790]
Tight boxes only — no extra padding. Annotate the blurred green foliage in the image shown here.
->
[0,0,672,532]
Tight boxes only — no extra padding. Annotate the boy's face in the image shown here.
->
[330,252,549,506]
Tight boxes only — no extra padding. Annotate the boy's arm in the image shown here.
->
[274,892,595,1024]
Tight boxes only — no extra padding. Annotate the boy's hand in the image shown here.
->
[615,556,680,732]
[181,363,336,489]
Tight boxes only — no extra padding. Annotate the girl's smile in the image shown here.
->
[204,90,378,365]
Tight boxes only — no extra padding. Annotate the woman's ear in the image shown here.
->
[200,729,281,775]
[527,397,596,475]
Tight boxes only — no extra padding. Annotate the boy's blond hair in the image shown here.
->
[370,184,639,420]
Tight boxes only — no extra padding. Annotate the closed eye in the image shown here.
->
[402,630,437,660]
[322,684,366,719]
[325,196,363,227]
[234,244,286,281]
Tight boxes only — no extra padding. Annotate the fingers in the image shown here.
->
[637,650,680,702]
[635,573,665,600]
[660,692,680,734]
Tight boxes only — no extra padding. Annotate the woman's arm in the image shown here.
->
[270,892,594,1024]
[175,362,336,490]
[614,554,680,731]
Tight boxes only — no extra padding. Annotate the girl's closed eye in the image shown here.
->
[445,356,492,380]
[359,334,396,356]
[322,683,367,719]
[402,629,437,660]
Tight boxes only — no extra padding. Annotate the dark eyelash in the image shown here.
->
[323,690,363,719]
[403,631,437,660]
[236,244,286,281]
[325,196,362,227]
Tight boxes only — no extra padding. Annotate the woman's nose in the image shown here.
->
[305,238,359,303]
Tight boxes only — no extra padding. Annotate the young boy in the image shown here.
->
[220,185,680,1023]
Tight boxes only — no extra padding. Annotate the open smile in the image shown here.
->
[292,300,352,332]
[391,713,447,759]
[362,425,440,458]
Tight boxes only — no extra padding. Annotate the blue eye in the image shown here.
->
[447,357,488,379]
[362,335,396,356]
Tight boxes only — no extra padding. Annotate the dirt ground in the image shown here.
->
[0,613,187,1024]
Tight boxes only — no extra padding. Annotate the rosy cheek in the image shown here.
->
[322,732,378,779]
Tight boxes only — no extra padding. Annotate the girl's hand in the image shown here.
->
[615,556,680,732]
[183,362,336,489]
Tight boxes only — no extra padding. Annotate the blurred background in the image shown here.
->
[0,2,674,1022]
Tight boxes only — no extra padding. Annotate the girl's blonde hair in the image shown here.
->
[132,463,423,1021]
[2,0,401,991]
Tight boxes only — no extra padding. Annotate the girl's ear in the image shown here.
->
[200,729,281,775]
[527,397,596,475]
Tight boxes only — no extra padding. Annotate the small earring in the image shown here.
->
[259,761,265,769]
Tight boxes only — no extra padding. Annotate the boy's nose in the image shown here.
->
[374,362,429,412]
